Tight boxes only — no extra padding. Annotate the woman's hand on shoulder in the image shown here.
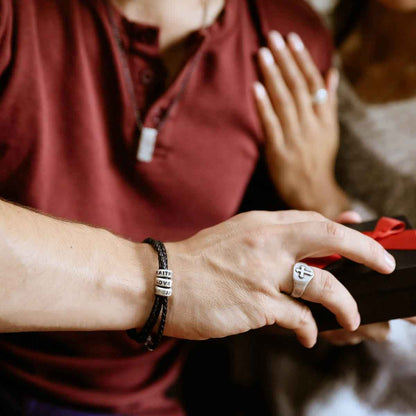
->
[253,31,349,220]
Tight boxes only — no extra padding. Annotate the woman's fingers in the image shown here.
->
[335,210,362,224]
[321,322,390,345]
[287,31,334,120]
[253,81,284,151]
[272,31,339,120]
[282,267,360,331]
[256,32,339,150]
[258,47,299,136]
[283,220,396,274]
[406,316,416,325]
[273,294,318,348]
[320,329,364,346]
[356,322,390,341]
[286,32,325,96]
[326,68,340,111]
[268,31,312,116]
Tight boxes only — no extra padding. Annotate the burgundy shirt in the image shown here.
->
[0,0,331,414]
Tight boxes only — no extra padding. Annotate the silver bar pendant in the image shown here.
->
[136,127,158,162]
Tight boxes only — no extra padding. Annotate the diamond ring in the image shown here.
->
[312,88,328,105]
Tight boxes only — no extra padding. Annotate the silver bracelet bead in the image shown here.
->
[155,277,172,288]
[155,286,172,297]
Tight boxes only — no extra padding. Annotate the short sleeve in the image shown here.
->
[0,0,12,77]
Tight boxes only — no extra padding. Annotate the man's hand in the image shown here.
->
[165,210,395,347]
[320,211,396,346]
[0,202,396,347]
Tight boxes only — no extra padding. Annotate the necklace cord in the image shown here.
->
[105,1,209,153]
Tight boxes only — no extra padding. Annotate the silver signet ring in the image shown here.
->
[291,262,315,298]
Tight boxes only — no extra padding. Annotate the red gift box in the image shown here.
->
[302,217,416,331]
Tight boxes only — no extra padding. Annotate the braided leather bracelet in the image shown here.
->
[127,238,172,351]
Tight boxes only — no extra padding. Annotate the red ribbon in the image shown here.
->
[306,217,416,269]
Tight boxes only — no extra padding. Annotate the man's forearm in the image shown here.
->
[0,199,155,332]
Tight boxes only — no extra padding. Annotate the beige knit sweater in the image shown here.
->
[336,75,416,225]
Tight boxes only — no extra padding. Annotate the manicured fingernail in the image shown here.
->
[253,81,267,98]
[385,252,396,272]
[269,31,285,50]
[288,32,304,51]
[260,47,274,66]
[354,313,361,330]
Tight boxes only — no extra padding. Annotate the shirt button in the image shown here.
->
[140,68,154,85]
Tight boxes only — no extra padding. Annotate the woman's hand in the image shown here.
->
[253,31,349,220]
[321,322,391,346]
[164,210,395,348]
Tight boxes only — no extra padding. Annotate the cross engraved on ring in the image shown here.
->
[295,264,314,280]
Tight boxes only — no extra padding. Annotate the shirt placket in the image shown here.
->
[126,26,208,161]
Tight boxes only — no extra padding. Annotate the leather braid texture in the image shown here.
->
[127,238,170,351]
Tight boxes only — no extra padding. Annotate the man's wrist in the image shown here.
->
[99,234,157,331]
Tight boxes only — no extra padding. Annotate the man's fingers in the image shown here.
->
[283,267,360,331]
[253,81,284,150]
[273,210,327,225]
[284,220,396,275]
[234,210,327,229]
[273,294,318,348]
